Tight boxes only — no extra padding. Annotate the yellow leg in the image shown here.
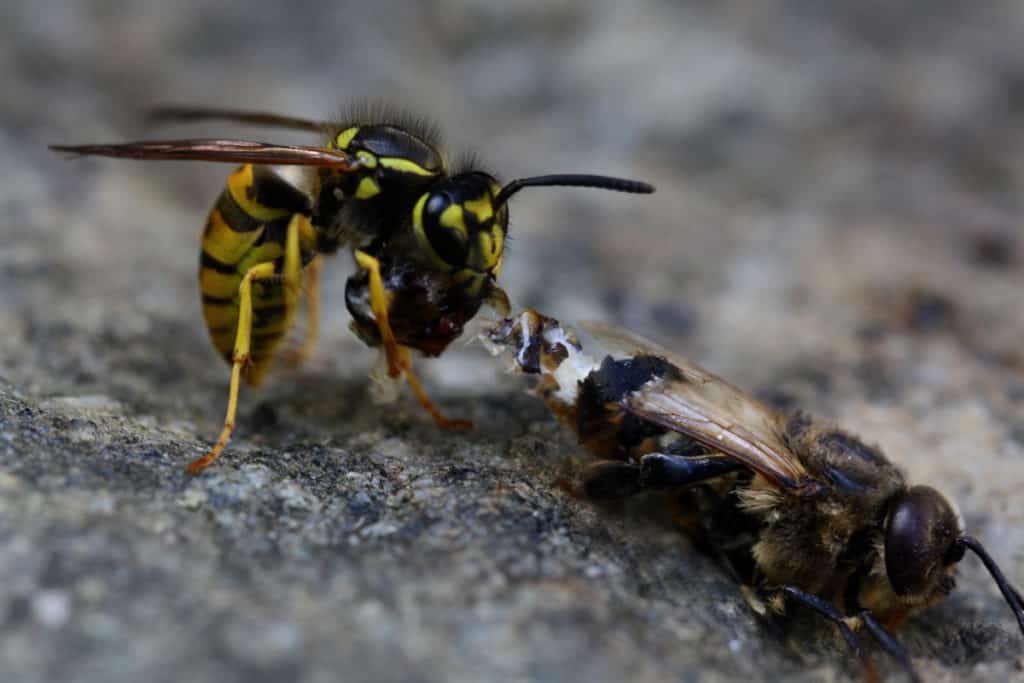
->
[187,261,277,474]
[353,249,469,430]
[189,215,308,474]
[354,249,401,378]
[283,255,321,365]
[397,346,472,431]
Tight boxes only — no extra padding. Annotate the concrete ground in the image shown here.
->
[1,2,1023,681]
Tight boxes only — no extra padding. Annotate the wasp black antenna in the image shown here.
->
[146,105,328,132]
[957,536,1024,635]
[494,174,654,210]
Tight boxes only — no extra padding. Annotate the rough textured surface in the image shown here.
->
[2,2,1024,681]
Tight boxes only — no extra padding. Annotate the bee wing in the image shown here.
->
[580,321,812,493]
[50,139,361,170]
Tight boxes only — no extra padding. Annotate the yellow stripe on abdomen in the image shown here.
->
[198,167,305,386]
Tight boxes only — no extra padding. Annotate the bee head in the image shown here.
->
[886,486,1024,637]
[412,172,654,296]
[884,486,960,597]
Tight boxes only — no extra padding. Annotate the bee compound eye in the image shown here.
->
[884,486,959,596]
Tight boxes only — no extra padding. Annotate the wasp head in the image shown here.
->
[411,171,507,297]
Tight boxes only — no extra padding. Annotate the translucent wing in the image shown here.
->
[579,321,813,494]
[50,139,360,170]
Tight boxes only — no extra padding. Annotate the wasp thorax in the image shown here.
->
[413,172,506,277]
[884,485,961,596]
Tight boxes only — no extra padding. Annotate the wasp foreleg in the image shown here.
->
[354,249,401,377]
[395,346,472,431]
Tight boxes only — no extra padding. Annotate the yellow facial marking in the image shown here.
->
[412,194,428,232]
[334,127,359,150]
[355,150,378,168]
[355,177,381,200]
[474,228,503,272]
[463,194,494,224]
[412,194,450,271]
[379,157,436,176]
[478,232,494,261]
[439,204,467,235]
[451,269,475,284]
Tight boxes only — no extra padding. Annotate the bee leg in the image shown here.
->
[857,610,922,683]
[187,261,279,474]
[283,255,322,365]
[353,249,401,378]
[638,452,743,489]
[770,586,884,682]
[580,452,743,499]
[395,346,472,431]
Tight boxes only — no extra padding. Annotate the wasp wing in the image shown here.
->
[579,321,812,494]
[50,139,360,170]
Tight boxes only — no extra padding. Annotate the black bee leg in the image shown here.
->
[778,586,924,683]
[858,610,923,683]
[638,452,743,490]
[579,452,742,500]
[776,586,879,681]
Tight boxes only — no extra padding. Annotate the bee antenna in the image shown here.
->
[957,536,1024,636]
[494,174,655,210]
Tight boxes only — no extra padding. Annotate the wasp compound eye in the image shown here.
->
[885,485,960,596]
[414,190,469,268]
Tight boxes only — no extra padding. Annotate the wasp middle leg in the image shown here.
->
[283,255,322,366]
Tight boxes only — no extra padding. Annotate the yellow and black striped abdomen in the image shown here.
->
[198,165,315,386]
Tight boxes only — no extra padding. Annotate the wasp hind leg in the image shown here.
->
[188,215,308,474]
[283,255,322,366]
[353,249,471,432]
[187,261,278,474]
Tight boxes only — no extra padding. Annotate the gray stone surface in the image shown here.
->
[2,2,1023,681]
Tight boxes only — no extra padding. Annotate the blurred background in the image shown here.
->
[2,2,1023,682]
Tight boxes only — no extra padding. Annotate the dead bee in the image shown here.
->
[485,310,1024,681]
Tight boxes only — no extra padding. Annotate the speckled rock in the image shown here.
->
[2,2,1023,682]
